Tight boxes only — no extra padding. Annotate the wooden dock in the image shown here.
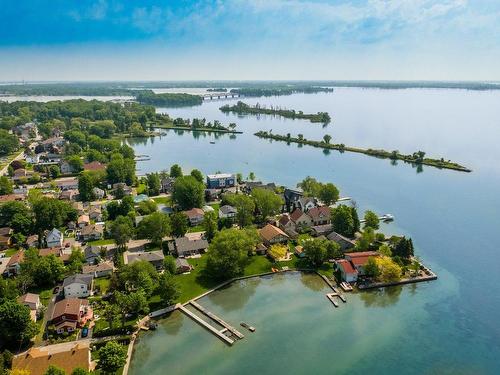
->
[190,301,244,339]
[326,293,339,307]
[178,305,235,345]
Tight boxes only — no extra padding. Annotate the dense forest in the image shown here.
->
[135,91,203,106]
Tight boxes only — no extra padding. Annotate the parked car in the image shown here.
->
[81,327,89,338]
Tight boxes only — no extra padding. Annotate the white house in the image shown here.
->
[336,259,358,283]
[46,228,63,248]
[62,274,94,298]
[218,205,237,219]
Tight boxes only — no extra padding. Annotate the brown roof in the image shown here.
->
[81,224,104,236]
[18,293,40,306]
[83,161,106,171]
[307,206,331,220]
[0,227,13,236]
[82,262,114,274]
[7,250,24,266]
[12,340,91,375]
[290,209,305,222]
[39,247,62,257]
[183,208,204,219]
[51,298,88,321]
[0,194,25,203]
[278,214,291,226]
[259,224,288,242]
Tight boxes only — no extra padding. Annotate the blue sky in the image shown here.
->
[1,0,499,81]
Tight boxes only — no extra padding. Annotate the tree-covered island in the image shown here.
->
[220,101,331,124]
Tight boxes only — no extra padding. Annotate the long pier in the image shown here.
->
[178,305,235,345]
[190,301,244,339]
[201,93,242,100]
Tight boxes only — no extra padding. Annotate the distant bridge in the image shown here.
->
[201,92,242,100]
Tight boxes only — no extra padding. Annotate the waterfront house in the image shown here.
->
[82,261,114,278]
[311,224,333,237]
[307,206,331,226]
[183,208,205,226]
[296,197,317,212]
[46,228,63,248]
[327,231,356,252]
[336,259,359,283]
[279,214,296,231]
[206,173,236,189]
[160,177,175,194]
[12,340,93,375]
[169,236,209,257]
[255,243,268,255]
[290,209,313,228]
[219,205,237,219]
[205,188,220,201]
[80,224,104,242]
[283,188,303,212]
[259,224,289,246]
[50,298,93,334]
[243,181,277,193]
[345,251,380,276]
[17,293,41,322]
[63,274,94,298]
[5,250,24,276]
[125,250,165,270]
[175,258,193,273]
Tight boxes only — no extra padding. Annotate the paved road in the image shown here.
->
[0,150,25,176]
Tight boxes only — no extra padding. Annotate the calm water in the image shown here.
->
[125,88,499,374]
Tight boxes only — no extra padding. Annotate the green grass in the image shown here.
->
[187,224,205,233]
[93,277,111,294]
[173,256,219,303]
[208,203,220,212]
[152,196,171,205]
[3,248,18,257]
[136,183,147,195]
[27,285,55,306]
[243,255,273,276]
[89,239,115,246]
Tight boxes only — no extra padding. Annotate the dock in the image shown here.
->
[190,301,244,339]
[326,293,339,307]
[178,305,235,345]
[340,282,353,292]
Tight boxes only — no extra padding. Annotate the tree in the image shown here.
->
[323,134,332,144]
[0,129,20,156]
[364,210,380,230]
[303,238,328,267]
[109,215,134,250]
[66,155,84,173]
[393,237,414,261]
[106,153,135,185]
[267,244,288,261]
[364,257,380,278]
[158,272,179,306]
[297,176,322,197]
[71,368,89,375]
[0,176,13,195]
[78,172,95,202]
[102,302,120,330]
[202,210,218,242]
[190,169,204,184]
[115,290,149,323]
[172,175,204,210]
[170,212,188,237]
[48,165,61,179]
[44,365,66,375]
[146,173,161,196]
[137,212,170,247]
[136,199,158,215]
[378,243,392,257]
[163,255,177,275]
[325,241,342,259]
[375,256,402,282]
[318,183,339,206]
[355,227,376,251]
[0,201,31,228]
[252,188,283,223]
[351,206,360,234]
[169,164,183,178]
[331,205,355,237]
[67,248,86,273]
[32,198,77,233]
[206,228,259,280]
[224,194,255,227]
[248,172,255,181]
[98,341,127,373]
[0,300,38,345]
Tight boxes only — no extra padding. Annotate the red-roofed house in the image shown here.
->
[345,251,379,275]
[290,209,312,228]
[336,259,359,283]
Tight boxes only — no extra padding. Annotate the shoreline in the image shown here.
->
[153,125,242,134]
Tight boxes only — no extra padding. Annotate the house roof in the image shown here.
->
[327,231,356,245]
[83,161,106,171]
[84,245,102,259]
[207,173,234,179]
[47,228,62,240]
[51,298,88,320]
[290,209,305,222]
[0,227,13,236]
[311,224,333,235]
[127,250,164,264]
[0,194,26,203]
[12,340,91,375]
[175,258,190,268]
[7,250,24,266]
[18,293,40,306]
[337,259,358,275]
[174,237,209,255]
[307,206,331,220]
[63,274,94,288]
[82,262,114,274]
[294,245,304,254]
[25,234,39,246]
[219,205,237,215]
[345,251,379,266]
[279,214,291,226]
[39,247,62,257]
[81,224,104,236]
[259,224,288,242]
[183,208,205,219]
[78,215,90,223]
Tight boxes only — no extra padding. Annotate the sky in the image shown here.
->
[0,0,499,81]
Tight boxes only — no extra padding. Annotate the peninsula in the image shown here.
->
[220,101,331,124]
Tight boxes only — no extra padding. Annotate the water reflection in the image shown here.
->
[300,273,327,292]
[358,286,403,308]
[206,278,261,312]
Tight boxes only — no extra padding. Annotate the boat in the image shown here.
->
[210,141,216,144]
[240,322,256,332]
[381,214,394,221]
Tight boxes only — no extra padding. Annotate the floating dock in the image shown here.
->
[190,301,244,339]
[326,293,339,307]
[178,305,235,345]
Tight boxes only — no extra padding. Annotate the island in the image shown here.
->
[135,90,203,107]
[220,101,331,124]
[254,131,472,172]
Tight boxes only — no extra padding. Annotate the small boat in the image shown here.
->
[240,322,256,332]
[210,141,216,144]
[381,214,394,221]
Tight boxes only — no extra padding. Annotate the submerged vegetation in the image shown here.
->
[220,101,331,124]
[254,131,472,172]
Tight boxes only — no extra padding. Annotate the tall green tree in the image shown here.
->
[137,212,170,247]
[297,176,322,197]
[158,272,180,306]
[172,175,204,210]
[224,194,255,227]
[170,212,188,237]
[98,341,127,373]
[190,169,204,184]
[78,172,96,202]
[109,215,134,250]
[32,198,77,233]
[252,188,283,222]
[44,365,66,375]
[318,183,339,206]
[146,173,161,196]
[203,210,218,242]
[303,238,328,267]
[331,205,355,237]
[363,210,380,230]
[0,300,38,345]
[169,164,183,178]
[0,176,13,195]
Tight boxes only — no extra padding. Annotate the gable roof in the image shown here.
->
[12,340,91,375]
[7,250,24,266]
[81,224,104,236]
[279,214,291,226]
[183,208,204,219]
[51,298,88,320]
[63,274,94,288]
[307,206,331,220]
[327,231,356,246]
[18,293,40,306]
[174,236,209,255]
[345,251,379,266]
[259,224,288,242]
[47,228,62,240]
[127,250,164,264]
[290,209,306,222]
[82,261,114,274]
[83,161,106,171]
[337,259,358,275]
[219,205,237,215]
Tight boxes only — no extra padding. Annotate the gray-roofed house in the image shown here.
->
[46,228,63,248]
[218,205,237,219]
[84,246,103,265]
[80,224,104,241]
[82,261,114,278]
[175,258,192,273]
[125,250,165,270]
[169,236,209,257]
[63,274,94,298]
[327,231,356,252]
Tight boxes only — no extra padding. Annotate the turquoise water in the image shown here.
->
[128,88,500,374]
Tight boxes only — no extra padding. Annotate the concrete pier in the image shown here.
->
[190,301,244,339]
[178,305,235,345]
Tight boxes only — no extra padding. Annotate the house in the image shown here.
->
[345,251,380,276]
[89,206,103,222]
[125,250,165,270]
[175,258,192,273]
[327,231,356,252]
[134,194,149,204]
[40,137,66,151]
[183,208,205,226]
[25,234,39,248]
[12,340,92,375]
[290,209,313,228]
[13,122,38,141]
[112,182,132,196]
[205,188,220,201]
[0,227,12,250]
[84,245,104,265]
[17,293,41,322]
[307,206,331,226]
[255,243,268,255]
[311,224,333,237]
[160,177,175,193]
[278,214,295,231]
[55,178,79,191]
[25,153,41,164]
[83,161,106,172]
[259,224,289,246]
[59,160,75,174]
[243,181,277,193]
[4,250,24,276]
[283,188,303,212]
[77,215,90,228]
[294,245,305,258]
[169,236,209,257]
[80,224,104,242]
[50,298,93,333]
[63,274,94,298]
[219,205,237,219]
[72,202,85,215]
[92,187,105,200]
[296,197,317,212]
[0,194,26,203]
[336,259,359,283]
[12,168,27,182]
[46,228,63,248]
[82,261,114,278]
[59,189,78,201]
[206,173,236,189]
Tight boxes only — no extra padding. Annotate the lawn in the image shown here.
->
[3,248,18,257]
[93,277,111,294]
[89,239,116,246]
[152,196,171,205]
[187,224,205,233]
